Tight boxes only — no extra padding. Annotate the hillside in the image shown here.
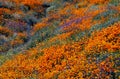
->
[0,0,120,79]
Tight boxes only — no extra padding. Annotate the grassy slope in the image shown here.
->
[0,0,120,79]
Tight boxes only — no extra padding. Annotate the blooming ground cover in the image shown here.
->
[0,0,120,79]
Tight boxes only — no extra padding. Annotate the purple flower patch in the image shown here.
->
[5,20,27,32]
[60,16,91,29]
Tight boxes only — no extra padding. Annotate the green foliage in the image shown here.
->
[110,0,120,6]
